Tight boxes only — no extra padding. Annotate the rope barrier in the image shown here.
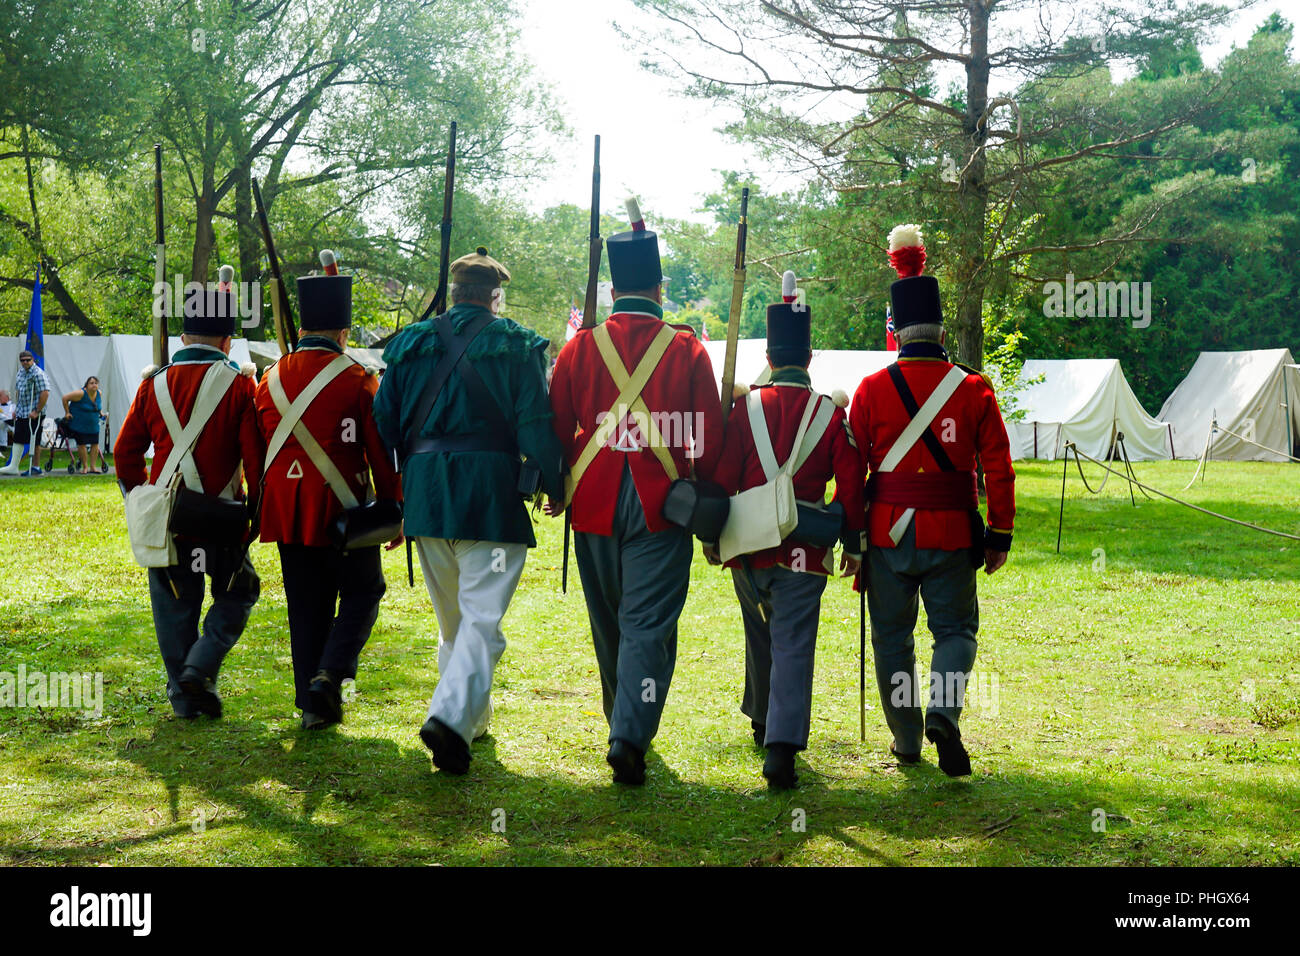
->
[1117,437,1153,502]
[1069,442,1114,495]
[1179,426,1213,492]
[1062,441,1300,543]
[1213,422,1300,464]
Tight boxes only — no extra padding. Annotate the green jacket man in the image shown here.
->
[374,247,563,775]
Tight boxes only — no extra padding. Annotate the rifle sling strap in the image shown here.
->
[565,323,678,506]
[878,363,968,544]
[153,361,238,495]
[264,354,360,509]
[402,311,499,461]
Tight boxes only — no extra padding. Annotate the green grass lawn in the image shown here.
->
[1,459,1297,866]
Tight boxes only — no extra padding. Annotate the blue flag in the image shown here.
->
[25,263,44,369]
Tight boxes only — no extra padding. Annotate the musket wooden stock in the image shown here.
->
[719,187,750,419]
[152,144,169,368]
[251,176,298,351]
[421,121,457,322]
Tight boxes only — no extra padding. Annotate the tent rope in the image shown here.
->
[1213,422,1300,464]
[1180,426,1214,492]
[1063,442,1300,542]
[1068,431,1118,495]
[1116,435,1154,501]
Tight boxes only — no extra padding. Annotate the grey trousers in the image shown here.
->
[574,465,692,753]
[733,564,828,750]
[147,548,259,717]
[865,524,978,753]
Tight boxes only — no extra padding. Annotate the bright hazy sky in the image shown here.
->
[516,0,1293,224]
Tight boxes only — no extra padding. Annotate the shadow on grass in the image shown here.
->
[4,706,1295,866]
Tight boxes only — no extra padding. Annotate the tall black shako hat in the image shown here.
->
[607,198,662,291]
[887,223,941,329]
[183,265,238,336]
[298,276,353,331]
[766,270,811,356]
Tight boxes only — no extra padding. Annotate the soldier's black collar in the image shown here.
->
[898,341,949,361]
[297,335,344,354]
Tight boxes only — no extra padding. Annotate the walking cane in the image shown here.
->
[29,413,42,476]
[859,570,866,742]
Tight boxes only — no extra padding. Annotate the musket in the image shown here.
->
[153,144,169,368]
[419,121,457,322]
[719,187,749,419]
[251,176,298,353]
[405,122,457,586]
[564,134,603,594]
[581,135,602,329]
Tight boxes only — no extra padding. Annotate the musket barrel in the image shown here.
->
[152,144,168,367]
[434,121,457,317]
[581,135,602,328]
[422,121,457,321]
[719,187,750,417]
[252,176,298,349]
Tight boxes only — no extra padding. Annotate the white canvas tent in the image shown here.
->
[703,338,895,402]
[97,335,252,449]
[807,349,896,401]
[1158,349,1300,461]
[1007,358,1173,461]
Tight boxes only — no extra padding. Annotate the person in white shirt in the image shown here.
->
[0,390,15,452]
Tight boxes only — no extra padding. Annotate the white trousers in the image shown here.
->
[415,537,527,745]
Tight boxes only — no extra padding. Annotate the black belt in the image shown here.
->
[405,430,517,457]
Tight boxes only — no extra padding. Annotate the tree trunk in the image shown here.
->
[950,0,992,369]
[233,165,266,340]
[16,127,99,333]
[192,167,218,282]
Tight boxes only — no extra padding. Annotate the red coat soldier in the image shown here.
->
[548,216,724,785]
[115,285,264,719]
[848,224,1015,776]
[255,269,403,729]
[708,274,865,788]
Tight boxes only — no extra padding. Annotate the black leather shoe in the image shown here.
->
[301,710,328,731]
[751,720,766,748]
[178,666,222,719]
[763,743,799,789]
[926,718,972,777]
[307,670,343,725]
[890,741,922,765]
[606,739,646,785]
[420,717,470,775]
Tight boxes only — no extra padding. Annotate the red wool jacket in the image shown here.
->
[713,374,866,574]
[114,345,263,509]
[550,299,724,535]
[849,355,1015,550]
[254,342,402,548]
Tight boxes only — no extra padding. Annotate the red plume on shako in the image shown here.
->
[782,269,797,303]
[887,223,926,279]
[319,249,339,276]
[886,222,944,330]
[218,264,234,292]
